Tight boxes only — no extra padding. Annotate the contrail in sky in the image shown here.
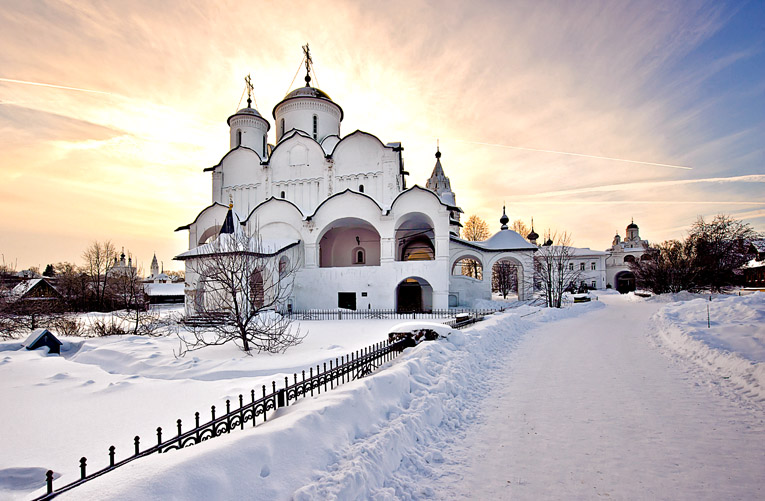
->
[449,138,693,170]
[0,77,112,95]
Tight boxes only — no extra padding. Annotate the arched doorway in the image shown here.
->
[396,277,433,313]
[615,270,636,294]
[492,258,520,300]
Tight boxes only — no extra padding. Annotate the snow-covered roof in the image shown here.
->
[744,258,765,269]
[558,247,607,257]
[23,328,60,348]
[10,279,42,299]
[175,236,300,260]
[451,230,536,252]
[144,282,185,296]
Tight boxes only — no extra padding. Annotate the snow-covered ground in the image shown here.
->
[2,294,763,499]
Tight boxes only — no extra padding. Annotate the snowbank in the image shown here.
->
[650,292,765,400]
[43,302,603,500]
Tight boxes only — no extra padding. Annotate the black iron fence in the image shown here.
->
[33,338,409,500]
[34,308,497,499]
[281,308,501,321]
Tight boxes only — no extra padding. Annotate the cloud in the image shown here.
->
[0,103,123,143]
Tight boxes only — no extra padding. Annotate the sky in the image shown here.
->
[1,0,763,272]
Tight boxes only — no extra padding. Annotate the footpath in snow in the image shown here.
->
[418,294,765,500]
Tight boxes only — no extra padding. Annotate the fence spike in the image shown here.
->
[156,427,163,450]
[46,470,53,494]
[211,405,216,422]
[177,419,182,436]
[109,445,115,467]
[329,360,334,390]
[134,436,140,456]
[79,457,87,480]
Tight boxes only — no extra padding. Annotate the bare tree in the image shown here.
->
[630,240,695,294]
[463,215,489,241]
[511,219,529,237]
[179,230,303,354]
[82,241,117,310]
[534,232,581,308]
[110,255,164,336]
[54,262,88,311]
[492,260,517,299]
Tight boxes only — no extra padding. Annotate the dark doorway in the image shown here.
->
[397,281,422,312]
[616,271,636,294]
[338,292,356,310]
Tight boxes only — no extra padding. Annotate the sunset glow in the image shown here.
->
[1,1,763,272]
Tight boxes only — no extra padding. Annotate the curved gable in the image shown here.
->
[243,196,305,224]
[242,197,305,241]
[204,145,263,172]
[267,129,322,160]
[308,188,384,220]
[175,202,229,231]
[268,133,327,183]
[390,185,449,212]
[329,130,388,156]
[331,130,390,177]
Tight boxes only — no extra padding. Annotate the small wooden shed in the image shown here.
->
[23,328,63,355]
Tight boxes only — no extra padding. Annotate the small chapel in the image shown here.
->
[175,47,536,313]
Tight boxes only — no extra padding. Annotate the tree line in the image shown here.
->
[630,214,760,294]
[0,241,182,339]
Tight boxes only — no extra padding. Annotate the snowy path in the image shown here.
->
[425,297,765,500]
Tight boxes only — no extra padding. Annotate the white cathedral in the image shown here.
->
[174,54,539,314]
[175,52,649,314]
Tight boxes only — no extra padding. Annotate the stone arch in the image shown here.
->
[395,212,435,261]
[488,254,529,301]
[615,270,636,294]
[396,276,433,313]
[198,225,222,246]
[451,254,484,280]
[624,254,636,264]
[318,217,381,267]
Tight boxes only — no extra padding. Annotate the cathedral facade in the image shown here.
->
[175,59,536,314]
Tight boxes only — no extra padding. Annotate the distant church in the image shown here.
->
[175,47,538,313]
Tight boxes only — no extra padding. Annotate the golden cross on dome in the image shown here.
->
[244,74,254,107]
[302,44,313,85]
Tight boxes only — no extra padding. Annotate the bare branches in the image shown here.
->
[179,231,303,355]
[82,241,117,310]
[534,232,581,308]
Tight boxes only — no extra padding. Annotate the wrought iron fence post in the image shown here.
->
[277,388,286,408]
[262,385,268,422]
[284,377,289,406]
[239,394,244,430]
[109,446,115,467]
[46,470,53,494]
[309,368,314,396]
[156,427,163,452]
[134,436,140,456]
[79,457,87,480]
